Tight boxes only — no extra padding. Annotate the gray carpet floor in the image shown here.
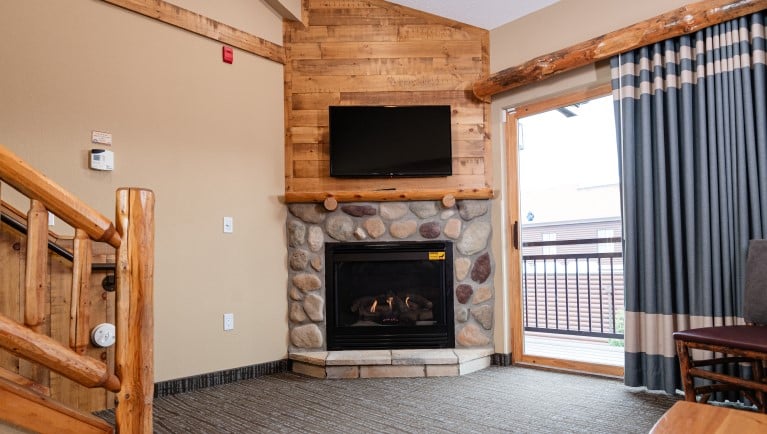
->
[97,366,680,433]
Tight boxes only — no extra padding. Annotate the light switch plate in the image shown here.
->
[223,216,233,233]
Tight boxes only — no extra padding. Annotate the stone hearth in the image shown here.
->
[286,199,494,376]
[290,348,493,379]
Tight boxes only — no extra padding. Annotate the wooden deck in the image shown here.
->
[524,332,624,367]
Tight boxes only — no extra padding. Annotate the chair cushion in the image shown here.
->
[673,325,767,353]
[744,239,767,325]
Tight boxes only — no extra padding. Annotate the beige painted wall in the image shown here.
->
[172,0,284,44]
[488,0,690,353]
[0,0,287,381]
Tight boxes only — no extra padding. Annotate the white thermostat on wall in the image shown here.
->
[90,149,114,171]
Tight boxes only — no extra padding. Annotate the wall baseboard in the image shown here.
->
[154,359,289,397]
[492,353,512,366]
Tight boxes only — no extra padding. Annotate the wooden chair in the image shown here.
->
[673,239,767,412]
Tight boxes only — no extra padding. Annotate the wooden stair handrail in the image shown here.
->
[0,144,121,248]
[0,313,121,392]
[0,366,50,396]
[0,377,114,434]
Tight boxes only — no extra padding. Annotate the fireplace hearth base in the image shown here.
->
[289,347,492,379]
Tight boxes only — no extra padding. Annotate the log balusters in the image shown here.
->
[24,200,48,334]
[70,229,93,354]
[21,200,49,385]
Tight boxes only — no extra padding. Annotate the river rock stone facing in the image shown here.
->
[289,287,304,301]
[457,221,491,255]
[288,220,306,247]
[456,323,490,346]
[473,286,492,304]
[471,253,491,283]
[457,200,488,220]
[380,203,408,220]
[310,255,323,271]
[456,307,469,323]
[456,284,474,304]
[291,324,323,348]
[289,249,309,271]
[285,199,494,351]
[364,217,386,239]
[293,274,321,292]
[410,202,439,218]
[341,205,376,217]
[303,294,324,322]
[289,204,327,224]
[290,302,307,323]
[471,305,493,330]
[390,220,417,238]
[419,221,441,239]
[454,257,471,281]
[325,214,355,241]
[307,226,324,252]
[443,218,462,239]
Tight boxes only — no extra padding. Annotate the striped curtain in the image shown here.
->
[611,12,767,394]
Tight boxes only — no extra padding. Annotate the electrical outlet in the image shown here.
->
[223,313,234,331]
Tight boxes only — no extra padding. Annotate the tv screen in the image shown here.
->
[329,105,452,178]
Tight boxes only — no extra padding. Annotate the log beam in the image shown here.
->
[285,187,493,203]
[102,0,286,64]
[472,0,767,99]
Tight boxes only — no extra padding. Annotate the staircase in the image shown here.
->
[0,144,155,433]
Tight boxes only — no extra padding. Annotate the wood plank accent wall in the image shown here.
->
[284,0,492,203]
[0,225,115,412]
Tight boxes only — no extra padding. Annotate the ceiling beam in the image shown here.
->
[102,0,285,64]
[472,0,767,100]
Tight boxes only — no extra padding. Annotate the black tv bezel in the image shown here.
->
[328,105,453,178]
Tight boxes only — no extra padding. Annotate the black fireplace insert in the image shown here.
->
[325,241,455,350]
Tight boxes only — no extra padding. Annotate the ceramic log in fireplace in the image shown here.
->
[325,241,455,350]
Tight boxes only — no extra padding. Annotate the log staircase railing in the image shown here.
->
[0,144,154,433]
[0,204,116,271]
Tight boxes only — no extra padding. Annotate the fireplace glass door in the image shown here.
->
[325,241,455,350]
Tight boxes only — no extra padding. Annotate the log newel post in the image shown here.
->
[115,188,155,433]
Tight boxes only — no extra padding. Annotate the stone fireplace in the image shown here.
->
[285,199,494,377]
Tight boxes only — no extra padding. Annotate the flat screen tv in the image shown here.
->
[329,105,452,178]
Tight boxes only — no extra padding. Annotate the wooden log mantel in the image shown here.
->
[472,0,767,99]
[284,187,493,204]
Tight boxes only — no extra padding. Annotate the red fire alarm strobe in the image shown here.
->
[222,46,233,64]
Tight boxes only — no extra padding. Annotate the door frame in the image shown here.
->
[504,83,624,377]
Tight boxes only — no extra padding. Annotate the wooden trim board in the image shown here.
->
[102,0,286,64]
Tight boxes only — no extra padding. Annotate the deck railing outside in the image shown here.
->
[522,237,624,339]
